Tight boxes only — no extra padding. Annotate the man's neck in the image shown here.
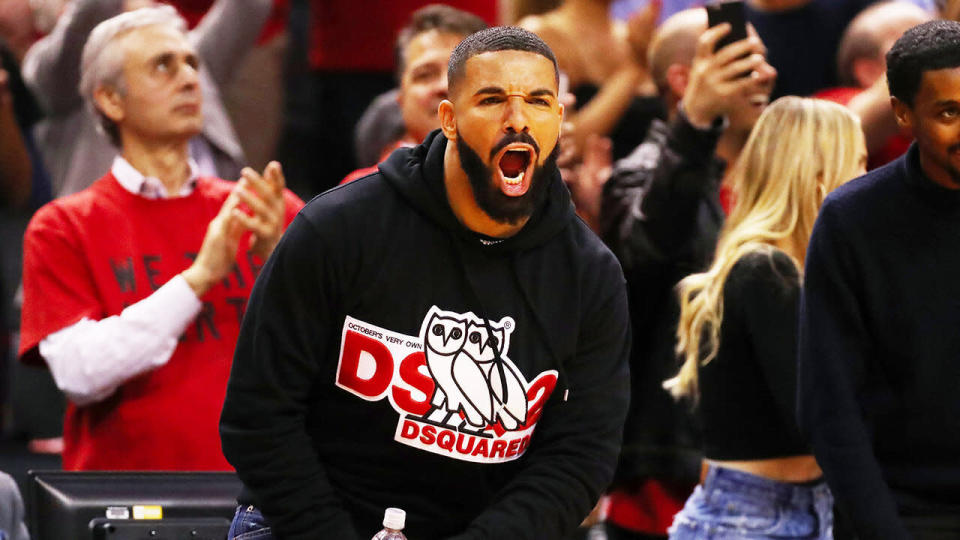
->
[558,0,613,28]
[443,142,528,239]
[717,127,749,181]
[121,136,193,195]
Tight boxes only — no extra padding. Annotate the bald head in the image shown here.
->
[649,8,707,99]
[837,1,931,87]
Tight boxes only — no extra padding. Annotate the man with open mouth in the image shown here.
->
[220,25,631,540]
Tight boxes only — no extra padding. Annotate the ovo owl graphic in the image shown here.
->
[420,310,528,433]
[336,306,558,464]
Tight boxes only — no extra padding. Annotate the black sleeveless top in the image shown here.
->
[696,249,810,460]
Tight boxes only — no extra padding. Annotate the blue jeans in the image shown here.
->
[227,505,274,540]
[668,465,833,539]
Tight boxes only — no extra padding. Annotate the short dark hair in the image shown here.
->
[887,20,960,107]
[447,26,559,96]
[395,5,487,82]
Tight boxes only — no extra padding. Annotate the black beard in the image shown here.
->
[456,131,559,226]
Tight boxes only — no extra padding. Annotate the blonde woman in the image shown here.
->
[664,96,867,540]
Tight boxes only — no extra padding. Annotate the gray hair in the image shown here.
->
[79,5,187,147]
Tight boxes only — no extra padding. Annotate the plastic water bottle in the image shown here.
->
[372,507,408,540]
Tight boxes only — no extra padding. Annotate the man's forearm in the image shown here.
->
[39,274,201,405]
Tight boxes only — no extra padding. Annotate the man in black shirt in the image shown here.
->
[799,19,960,540]
[220,27,630,540]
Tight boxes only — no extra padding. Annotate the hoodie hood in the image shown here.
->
[378,129,576,253]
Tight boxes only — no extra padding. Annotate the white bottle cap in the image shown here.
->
[383,507,406,530]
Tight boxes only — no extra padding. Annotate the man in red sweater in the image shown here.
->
[18,6,302,471]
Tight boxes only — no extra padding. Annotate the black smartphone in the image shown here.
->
[706,0,749,51]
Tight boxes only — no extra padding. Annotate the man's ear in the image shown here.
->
[438,99,457,140]
[890,96,914,137]
[93,85,125,124]
[666,63,689,101]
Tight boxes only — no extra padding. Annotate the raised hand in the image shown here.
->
[681,23,776,127]
[181,189,246,297]
[626,0,662,68]
[233,161,287,260]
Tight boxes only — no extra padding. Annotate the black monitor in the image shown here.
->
[27,470,242,540]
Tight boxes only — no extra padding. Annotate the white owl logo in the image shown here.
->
[421,307,528,433]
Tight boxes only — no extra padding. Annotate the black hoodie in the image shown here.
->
[220,131,631,540]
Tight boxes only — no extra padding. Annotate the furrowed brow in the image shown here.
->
[474,86,505,96]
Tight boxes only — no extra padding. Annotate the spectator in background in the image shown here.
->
[519,0,664,161]
[0,66,32,209]
[345,4,487,182]
[0,38,55,449]
[600,8,775,538]
[665,96,865,539]
[18,6,303,471]
[817,1,930,168]
[279,0,498,198]
[163,0,290,171]
[0,1,42,63]
[799,20,960,539]
[22,0,272,198]
[0,36,51,210]
[745,0,875,98]
[835,2,930,91]
[0,59,32,433]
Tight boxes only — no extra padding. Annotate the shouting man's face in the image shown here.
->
[441,49,564,226]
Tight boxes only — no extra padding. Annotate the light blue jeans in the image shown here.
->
[227,505,274,540]
[668,465,833,539]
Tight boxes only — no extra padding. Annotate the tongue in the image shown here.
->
[500,151,527,178]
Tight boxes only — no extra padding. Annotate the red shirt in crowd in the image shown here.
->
[20,173,302,471]
[308,0,498,71]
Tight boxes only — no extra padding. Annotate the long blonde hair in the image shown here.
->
[665,97,865,401]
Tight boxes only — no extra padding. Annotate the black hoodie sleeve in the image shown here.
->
[447,258,631,540]
[219,213,361,540]
[797,202,909,539]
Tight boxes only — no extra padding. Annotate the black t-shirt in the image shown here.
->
[697,248,809,460]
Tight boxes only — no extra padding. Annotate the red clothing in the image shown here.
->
[340,164,379,185]
[340,140,413,185]
[163,0,289,44]
[20,173,303,471]
[815,86,912,170]
[308,0,498,71]
[607,479,695,534]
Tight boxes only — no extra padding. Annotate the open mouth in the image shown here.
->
[495,145,535,197]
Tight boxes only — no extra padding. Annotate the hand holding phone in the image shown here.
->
[679,1,776,127]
